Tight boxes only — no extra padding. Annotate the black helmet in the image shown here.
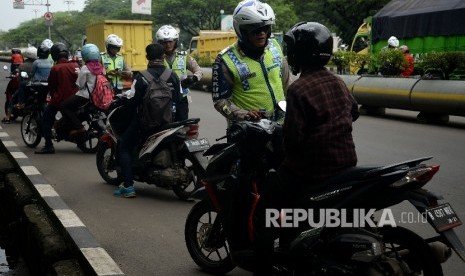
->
[284,22,333,75]
[11,48,21,54]
[50,42,69,62]
[37,45,50,59]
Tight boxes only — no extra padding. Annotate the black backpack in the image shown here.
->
[139,69,173,131]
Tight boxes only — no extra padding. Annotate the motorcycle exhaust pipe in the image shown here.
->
[428,241,452,264]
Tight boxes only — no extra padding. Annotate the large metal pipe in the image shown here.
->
[340,75,465,116]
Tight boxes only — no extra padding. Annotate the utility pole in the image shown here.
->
[63,0,75,11]
[45,0,51,39]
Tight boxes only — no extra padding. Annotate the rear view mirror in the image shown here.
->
[20,71,29,79]
[3,65,8,71]
[278,101,287,112]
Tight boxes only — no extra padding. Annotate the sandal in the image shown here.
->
[1,118,10,124]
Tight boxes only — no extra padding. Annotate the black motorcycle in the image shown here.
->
[184,117,465,275]
[20,82,106,153]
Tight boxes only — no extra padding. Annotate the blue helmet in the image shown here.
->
[81,43,100,61]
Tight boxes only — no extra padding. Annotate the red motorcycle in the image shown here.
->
[3,65,20,120]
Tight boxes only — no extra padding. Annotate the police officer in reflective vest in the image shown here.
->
[156,25,203,121]
[212,0,289,125]
[100,34,132,93]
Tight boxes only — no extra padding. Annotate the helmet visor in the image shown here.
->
[241,21,273,35]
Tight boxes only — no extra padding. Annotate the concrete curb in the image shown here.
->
[0,126,124,276]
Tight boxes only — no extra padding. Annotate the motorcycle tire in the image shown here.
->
[185,199,235,274]
[173,155,204,200]
[21,113,42,148]
[380,226,443,276]
[96,142,122,185]
[77,124,102,153]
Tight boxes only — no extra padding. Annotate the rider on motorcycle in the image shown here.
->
[2,46,37,124]
[60,43,104,137]
[253,22,360,275]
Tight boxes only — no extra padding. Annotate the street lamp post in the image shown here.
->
[220,9,224,30]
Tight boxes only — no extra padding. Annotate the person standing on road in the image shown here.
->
[156,25,203,121]
[35,43,79,154]
[100,34,132,94]
[113,43,182,198]
[212,0,289,124]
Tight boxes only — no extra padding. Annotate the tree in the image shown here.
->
[290,0,390,44]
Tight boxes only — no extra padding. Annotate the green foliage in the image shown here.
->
[416,52,465,80]
[291,0,391,45]
[192,53,215,67]
[330,51,370,74]
[370,49,407,76]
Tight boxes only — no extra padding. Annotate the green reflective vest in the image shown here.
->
[221,39,285,120]
[164,53,189,96]
[101,52,124,90]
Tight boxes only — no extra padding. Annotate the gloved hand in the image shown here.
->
[181,75,198,88]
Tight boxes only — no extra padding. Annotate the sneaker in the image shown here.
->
[1,118,10,124]
[34,145,55,154]
[113,185,136,198]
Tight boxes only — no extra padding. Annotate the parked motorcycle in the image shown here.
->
[184,113,465,275]
[20,81,107,153]
[96,105,209,200]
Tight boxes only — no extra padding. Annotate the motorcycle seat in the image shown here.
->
[320,165,382,186]
[157,118,200,132]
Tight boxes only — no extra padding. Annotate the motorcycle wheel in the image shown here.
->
[21,113,42,148]
[77,122,102,153]
[173,155,203,200]
[185,199,235,274]
[96,142,122,185]
[380,226,443,276]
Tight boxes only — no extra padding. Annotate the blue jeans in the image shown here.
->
[118,116,140,187]
[42,104,59,147]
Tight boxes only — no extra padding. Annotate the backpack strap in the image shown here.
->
[140,69,172,83]
[139,70,154,83]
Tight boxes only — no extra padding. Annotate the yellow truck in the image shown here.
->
[85,20,153,71]
[188,30,237,63]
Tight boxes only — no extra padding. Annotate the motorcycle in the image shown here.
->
[184,106,465,275]
[2,65,27,121]
[95,104,210,200]
[20,80,107,153]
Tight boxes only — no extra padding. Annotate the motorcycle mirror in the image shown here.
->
[3,65,8,71]
[20,71,28,79]
[278,101,287,112]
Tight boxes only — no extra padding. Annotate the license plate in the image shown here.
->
[426,203,462,232]
[185,138,210,152]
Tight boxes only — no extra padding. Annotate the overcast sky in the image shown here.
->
[0,0,86,32]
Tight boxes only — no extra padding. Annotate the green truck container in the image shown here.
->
[350,0,465,56]
[85,20,153,71]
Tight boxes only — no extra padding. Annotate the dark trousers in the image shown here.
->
[253,167,320,275]
[42,104,60,147]
[118,116,140,187]
[175,96,189,122]
[60,95,89,130]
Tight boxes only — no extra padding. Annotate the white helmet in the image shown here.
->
[23,46,38,59]
[388,36,399,48]
[41,39,53,49]
[156,25,179,43]
[105,34,123,48]
[233,0,275,41]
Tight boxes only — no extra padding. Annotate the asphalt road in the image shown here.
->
[1,63,465,275]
